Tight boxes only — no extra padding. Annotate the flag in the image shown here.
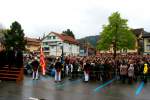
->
[40,47,46,75]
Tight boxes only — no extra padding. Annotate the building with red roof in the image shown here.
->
[25,37,41,52]
[41,32,79,56]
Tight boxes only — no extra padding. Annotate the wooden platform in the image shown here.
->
[0,66,24,84]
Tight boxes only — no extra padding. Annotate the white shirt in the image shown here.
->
[120,64,128,75]
[128,64,134,77]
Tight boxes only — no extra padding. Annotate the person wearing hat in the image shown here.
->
[31,57,40,80]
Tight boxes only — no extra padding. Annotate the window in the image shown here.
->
[77,47,79,52]
[146,45,150,50]
[53,36,56,39]
[44,47,49,51]
[147,39,150,43]
[69,46,72,51]
[43,42,48,45]
[51,46,55,49]
[47,36,51,40]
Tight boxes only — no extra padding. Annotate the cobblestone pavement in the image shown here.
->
[0,76,150,100]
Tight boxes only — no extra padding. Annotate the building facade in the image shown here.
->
[143,31,150,54]
[25,37,41,52]
[79,42,96,56]
[42,32,79,57]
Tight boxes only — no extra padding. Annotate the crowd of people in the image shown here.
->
[24,53,150,84]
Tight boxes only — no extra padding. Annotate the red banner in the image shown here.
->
[40,47,46,75]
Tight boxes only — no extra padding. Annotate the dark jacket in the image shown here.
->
[55,61,63,72]
[84,63,90,73]
[31,60,39,71]
[15,50,23,68]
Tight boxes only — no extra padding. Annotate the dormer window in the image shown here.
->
[53,36,56,39]
[47,36,51,40]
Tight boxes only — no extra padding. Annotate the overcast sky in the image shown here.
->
[0,0,150,39]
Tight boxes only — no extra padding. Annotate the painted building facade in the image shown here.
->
[143,31,150,54]
[25,37,41,52]
[42,32,79,57]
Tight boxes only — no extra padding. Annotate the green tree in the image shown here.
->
[4,21,26,51]
[62,29,75,39]
[97,12,136,59]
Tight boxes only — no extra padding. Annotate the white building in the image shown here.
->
[42,32,80,57]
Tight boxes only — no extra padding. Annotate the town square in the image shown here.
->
[0,0,150,100]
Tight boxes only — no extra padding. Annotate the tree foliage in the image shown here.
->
[97,12,136,58]
[4,21,26,50]
[62,29,75,39]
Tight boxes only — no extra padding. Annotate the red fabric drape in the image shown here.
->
[40,47,46,75]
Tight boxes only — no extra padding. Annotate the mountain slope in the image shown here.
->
[78,35,100,48]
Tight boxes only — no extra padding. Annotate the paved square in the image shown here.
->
[0,76,150,100]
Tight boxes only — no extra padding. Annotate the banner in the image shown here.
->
[40,47,46,75]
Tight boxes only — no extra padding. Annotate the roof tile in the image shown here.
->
[50,32,79,45]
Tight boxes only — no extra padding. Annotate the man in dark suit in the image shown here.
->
[31,57,39,80]
[54,58,63,82]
